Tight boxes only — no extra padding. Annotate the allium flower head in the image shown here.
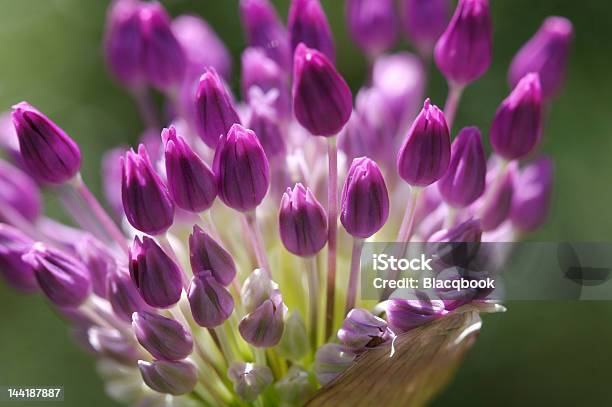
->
[490,73,543,160]
[121,144,175,235]
[288,0,335,62]
[340,157,390,238]
[434,0,492,85]
[23,243,91,307]
[397,99,451,187]
[279,183,328,257]
[509,16,573,99]
[129,236,183,308]
[292,43,352,136]
[11,102,81,184]
[346,0,398,56]
[401,0,451,54]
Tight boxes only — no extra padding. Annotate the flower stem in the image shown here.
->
[397,187,421,243]
[215,324,236,364]
[443,82,465,131]
[244,211,271,278]
[131,86,160,130]
[306,256,319,350]
[325,137,338,340]
[344,238,364,316]
[71,174,128,254]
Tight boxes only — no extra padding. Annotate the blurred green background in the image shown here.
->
[1,0,612,406]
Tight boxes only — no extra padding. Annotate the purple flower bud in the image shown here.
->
[188,270,234,327]
[346,0,398,56]
[510,157,553,232]
[340,157,389,238]
[189,225,236,286]
[279,183,327,257]
[104,0,145,88]
[288,0,335,62]
[433,268,477,310]
[397,99,451,186]
[429,218,482,243]
[129,236,183,308]
[247,91,286,158]
[0,159,41,222]
[0,224,37,292]
[337,308,389,351]
[240,0,291,71]
[314,343,356,385]
[89,327,139,365]
[437,127,486,207]
[490,73,543,161]
[338,110,374,163]
[139,2,186,90]
[241,269,274,312]
[213,124,270,211]
[107,269,150,322]
[372,53,425,135]
[102,148,125,217]
[11,102,81,184]
[428,218,482,269]
[434,0,492,85]
[479,162,516,231]
[23,243,91,307]
[76,235,117,298]
[132,311,193,361]
[121,144,175,235]
[292,44,352,136]
[508,17,573,99]
[239,289,287,347]
[138,359,197,395]
[275,366,316,404]
[228,362,273,402]
[401,0,451,54]
[172,15,232,81]
[386,298,447,333]
[194,68,241,149]
[162,127,217,213]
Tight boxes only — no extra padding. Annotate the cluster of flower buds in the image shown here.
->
[0,0,571,405]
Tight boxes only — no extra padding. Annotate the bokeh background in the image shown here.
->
[1,0,612,405]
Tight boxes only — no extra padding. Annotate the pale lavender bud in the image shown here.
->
[314,343,356,385]
[401,0,451,54]
[11,102,81,184]
[397,99,451,186]
[163,127,217,213]
[138,359,197,395]
[510,157,553,232]
[139,2,186,91]
[490,73,543,161]
[289,0,335,62]
[23,243,91,307]
[386,298,447,333]
[194,68,241,149]
[277,311,309,361]
[107,269,151,322]
[508,17,573,99]
[172,15,232,81]
[213,124,270,211]
[275,366,316,404]
[240,0,291,70]
[434,0,492,85]
[479,162,516,231]
[246,90,286,158]
[0,224,37,292]
[338,110,374,162]
[228,362,273,402]
[437,127,486,207]
[121,144,175,235]
[279,183,327,257]
[189,225,236,286]
[429,218,482,243]
[132,311,193,361]
[129,236,183,308]
[337,308,389,351]
[102,147,125,217]
[340,157,389,238]
[239,289,287,347]
[0,112,23,166]
[0,159,41,222]
[188,270,234,327]
[241,268,274,313]
[292,43,352,136]
[89,327,139,365]
[346,0,398,56]
[76,235,117,298]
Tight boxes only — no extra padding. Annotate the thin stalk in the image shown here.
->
[305,256,319,350]
[344,238,364,315]
[214,324,236,364]
[443,82,465,131]
[71,174,128,254]
[131,86,160,130]
[244,211,271,277]
[325,137,338,340]
[397,187,421,242]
